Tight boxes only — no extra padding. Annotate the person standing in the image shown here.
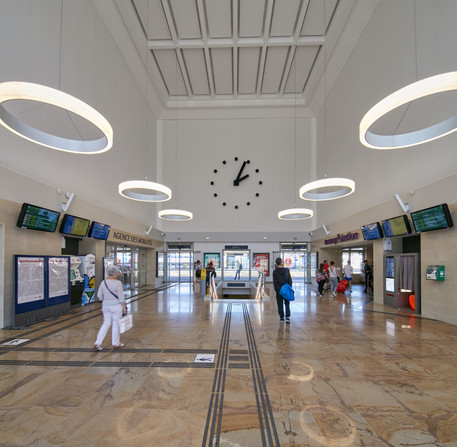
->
[273,257,292,323]
[316,263,328,296]
[234,261,242,280]
[363,260,373,293]
[343,260,353,292]
[329,261,339,296]
[94,264,127,351]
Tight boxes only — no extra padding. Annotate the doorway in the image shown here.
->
[105,244,147,289]
[166,250,193,282]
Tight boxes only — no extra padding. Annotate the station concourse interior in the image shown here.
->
[1,1,457,446]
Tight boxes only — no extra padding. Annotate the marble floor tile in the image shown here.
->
[1,283,457,446]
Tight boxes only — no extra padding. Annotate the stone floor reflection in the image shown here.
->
[1,282,457,446]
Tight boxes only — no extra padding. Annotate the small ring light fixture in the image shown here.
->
[158,209,193,221]
[119,180,171,202]
[299,178,355,201]
[278,208,313,220]
[0,81,113,154]
[360,71,457,149]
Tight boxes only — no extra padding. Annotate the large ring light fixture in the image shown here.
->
[158,209,193,221]
[119,180,171,202]
[299,178,355,201]
[360,71,457,149]
[0,81,113,154]
[278,208,313,220]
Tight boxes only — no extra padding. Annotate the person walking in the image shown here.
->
[273,257,292,323]
[94,264,127,351]
[343,260,353,292]
[329,261,339,296]
[234,261,242,280]
[193,260,202,289]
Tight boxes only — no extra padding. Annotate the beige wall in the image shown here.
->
[0,196,163,329]
[420,205,457,326]
[311,200,457,326]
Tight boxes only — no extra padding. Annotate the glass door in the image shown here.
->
[166,250,193,282]
[275,251,308,283]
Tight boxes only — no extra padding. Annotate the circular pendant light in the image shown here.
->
[278,208,313,220]
[360,71,457,149]
[0,82,113,154]
[158,209,193,221]
[299,178,355,201]
[119,180,171,202]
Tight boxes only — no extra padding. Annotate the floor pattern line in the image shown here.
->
[243,303,280,447]
[202,303,232,447]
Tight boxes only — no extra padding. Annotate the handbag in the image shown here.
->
[279,269,295,301]
[119,313,133,333]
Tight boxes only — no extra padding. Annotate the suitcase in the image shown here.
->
[336,280,348,293]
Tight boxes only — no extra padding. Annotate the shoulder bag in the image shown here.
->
[279,269,295,301]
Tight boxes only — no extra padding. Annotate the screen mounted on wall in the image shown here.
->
[361,222,383,240]
[88,221,111,240]
[381,215,412,237]
[16,203,60,233]
[410,203,453,233]
[59,214,90,237]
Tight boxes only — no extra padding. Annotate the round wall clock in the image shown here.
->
[210,157,262,209]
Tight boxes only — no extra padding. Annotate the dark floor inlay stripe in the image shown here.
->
[230,349,248,354]
[229,355,249,361]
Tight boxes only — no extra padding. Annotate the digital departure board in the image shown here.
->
[381,215,411,237]
[59,214,90,237]
[410,204,453,233]
[88,221,111,240]
[16,203,60,233]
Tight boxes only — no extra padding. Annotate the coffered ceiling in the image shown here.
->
[128,0,339,109]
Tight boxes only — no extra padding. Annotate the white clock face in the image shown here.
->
[210,157,262,209]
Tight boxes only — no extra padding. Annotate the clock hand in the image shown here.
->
[237,174,250,184]
[234,161,247,186]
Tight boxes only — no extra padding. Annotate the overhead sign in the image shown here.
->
[324,232,360,245]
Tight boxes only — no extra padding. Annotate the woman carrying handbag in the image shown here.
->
[94,264,127,351]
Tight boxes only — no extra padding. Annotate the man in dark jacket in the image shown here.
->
[273,257,292,323]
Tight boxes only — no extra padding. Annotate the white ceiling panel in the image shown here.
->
[211,48,233,94]
[205,0,232,38]
[270,0,302,37]
[284,45,319,93]
[169,0,201,39]
[261,46,290,94]
[127,0,343,105]
[152,49,188,95]
[182,48,210,95]
[239,0,266,38]
[238,47,260,94]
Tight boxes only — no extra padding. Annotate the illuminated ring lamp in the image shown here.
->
[360,71,457,149]
[0,81,113,154]
[159,209,193,221]
[119,180,171,202]
[299,178,355,201]
[278,208,313,220]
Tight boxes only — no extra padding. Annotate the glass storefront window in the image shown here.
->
[342,249,364,274]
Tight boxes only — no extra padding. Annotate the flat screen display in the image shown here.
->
[361,222,383,240]
[59,214,90,237]
[410,203,453,233]
[88,221,110,240]
[16,203,60,233]
[382,215,411,237]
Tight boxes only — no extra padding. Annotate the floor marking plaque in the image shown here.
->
[194,354,215,363]
[2,339,30,346]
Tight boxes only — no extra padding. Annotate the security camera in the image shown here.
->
[161,232,165,236]
[309,232,313,236]
[394,194,409,213]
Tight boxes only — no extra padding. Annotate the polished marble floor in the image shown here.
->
[1,282,457,446]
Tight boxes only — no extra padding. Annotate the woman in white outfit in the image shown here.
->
[94,264,127,351]
[329,261,339,296]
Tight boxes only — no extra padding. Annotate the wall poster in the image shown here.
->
[204,253,220,269]
[253,253,270,276]
[17,257,45,304]
[48,257,69,298]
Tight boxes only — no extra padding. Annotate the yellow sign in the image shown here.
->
[201,268,207,280]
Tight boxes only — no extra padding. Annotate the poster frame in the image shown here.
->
[253,253,270,276]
